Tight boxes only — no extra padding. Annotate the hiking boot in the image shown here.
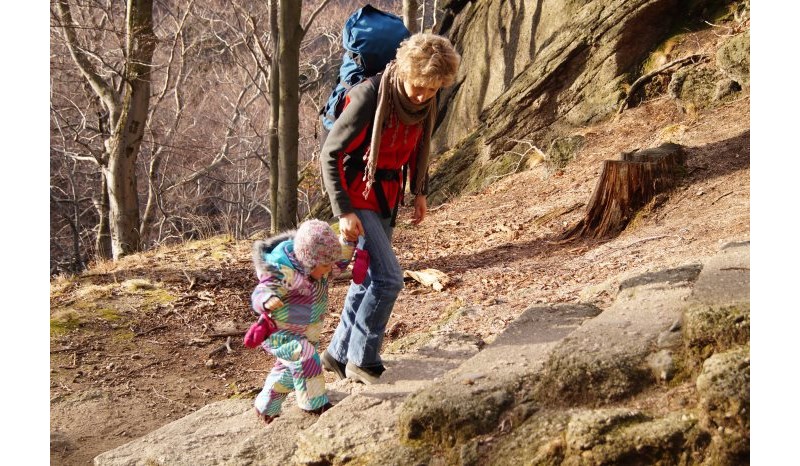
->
[345,362,386,385]
[321,350,347,381]
[254,408,278,425]
[303,402,334,416]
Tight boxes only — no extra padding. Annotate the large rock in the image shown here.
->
[716,31,750,87]
[93,399,316,466]
[397,304,601,448]
[696,346,750,465]
[435,0,683,154]
[535,265,698,405]
[491,408,704,465]
[683,303,750,366]
[668,66,726,110]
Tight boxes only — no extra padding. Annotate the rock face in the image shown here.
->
[435,0,681,153]
[426,0,729,204]
[425,1,751,205]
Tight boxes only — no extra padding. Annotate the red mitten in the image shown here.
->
[243,314,278,348]
[352,235,370,285]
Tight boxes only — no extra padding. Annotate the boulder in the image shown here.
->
[535,268,697,405]
[547,135,586,170]
[716,31,750,87]
[429,0,689,203]
[492,408,703,465]
[398,304,601,447]
[565,409,701,465]
[695,346,750,465]
[683,303,750,366]
[668,66,725,111]
[93,399,316,466]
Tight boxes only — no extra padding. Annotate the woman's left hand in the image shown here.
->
[411,195,427,225]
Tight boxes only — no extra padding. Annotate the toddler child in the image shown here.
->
[249,219,350,424]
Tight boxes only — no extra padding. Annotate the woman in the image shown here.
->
[319,33,461,384]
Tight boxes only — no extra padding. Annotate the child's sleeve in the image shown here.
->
[251,265,289,315]
[332,237,356,275]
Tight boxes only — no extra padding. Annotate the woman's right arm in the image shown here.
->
[319,81,378,218]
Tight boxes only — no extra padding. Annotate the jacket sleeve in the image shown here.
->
[408,142,430,196]
[251,265,290,315]
[320,80,378,217]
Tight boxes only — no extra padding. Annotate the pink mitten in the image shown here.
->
[351,235,370,285]
[243,314,278,348]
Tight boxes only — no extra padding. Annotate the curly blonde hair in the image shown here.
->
[395,33,461,88]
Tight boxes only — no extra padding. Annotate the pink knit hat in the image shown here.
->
[293,219,341,270]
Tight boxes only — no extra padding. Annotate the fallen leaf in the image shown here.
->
[403,269,450,291]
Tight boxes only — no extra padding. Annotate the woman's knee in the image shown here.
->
[372,268,404,295]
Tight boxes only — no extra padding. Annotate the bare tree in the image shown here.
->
[269,0,281,233]
[54,0,157,259]
[274,0,333,230]
[403,0,420,33]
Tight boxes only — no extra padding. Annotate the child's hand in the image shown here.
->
[263,296,284,312]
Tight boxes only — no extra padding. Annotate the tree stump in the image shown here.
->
[559,143,686,241]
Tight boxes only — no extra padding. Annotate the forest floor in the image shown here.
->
[49,76,750,466]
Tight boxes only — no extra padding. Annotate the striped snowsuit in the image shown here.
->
[251,240,340,416]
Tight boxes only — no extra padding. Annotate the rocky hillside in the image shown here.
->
[50,1,749,464]
[429,0,749,205]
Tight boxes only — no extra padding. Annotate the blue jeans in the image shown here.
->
[326,209,404,367]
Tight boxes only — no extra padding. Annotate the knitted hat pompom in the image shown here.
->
[293,219,340,270]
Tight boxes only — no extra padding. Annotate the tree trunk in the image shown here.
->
[404,0,420,34]
[94,175,113,260]
[269,0,280,234]
[559,143,686,241]
[103,0,155,258]
[276,0,302,230]
[139,148,162,248]
[56,0,156,260]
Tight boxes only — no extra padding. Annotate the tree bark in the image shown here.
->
[56,0,156,259]
[269,0,280,233]
[276,0,302,230]
[94,175,113,260]
[559,143,686,241]
[103,0,155,258]
[404,0,420,34]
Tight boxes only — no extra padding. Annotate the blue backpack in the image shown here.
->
[319,5,410,132]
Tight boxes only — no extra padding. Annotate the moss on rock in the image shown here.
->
[50,309,82,336]
[534,349,651,407]
[716,31,749,87]
[695,345,749,465]
[683,303,749,368]
[546,135,586,170]
[489,410,572,466]
[398,377,516,448]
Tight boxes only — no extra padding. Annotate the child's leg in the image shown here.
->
[280,339,329,411]
[254,359,293,416]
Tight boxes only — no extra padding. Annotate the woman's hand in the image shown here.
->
[339,212,364,242]
[411,195,427,225]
